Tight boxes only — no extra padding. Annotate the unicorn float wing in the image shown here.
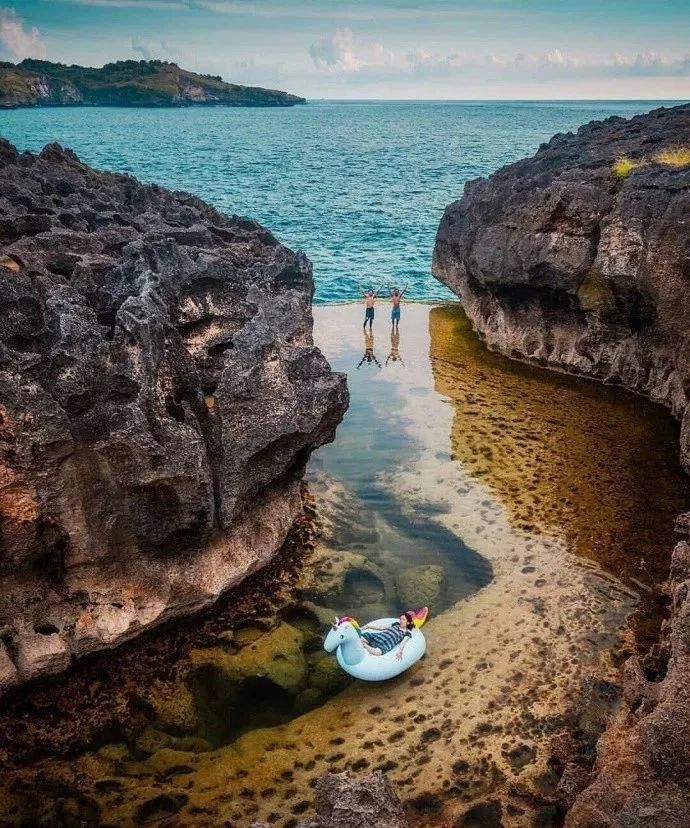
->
[323,608,428,682]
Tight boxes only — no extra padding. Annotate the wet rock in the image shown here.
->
[502,742,536,771]
[309,654,351,695]
[396,564,445,611]
[124,747,197,778]
[135,726,173,757]
[190,622,307,694]
[135,792,187,824]
[294,687,324,715]
[173,735,212,753]
[313,771,409,828]
[457,800,503,828]
[216,629,236,648]
[97,742,131,763]
[299,547,391,610]
[0,139,348,692]
[0,640,18,687]
[146,679,198,735]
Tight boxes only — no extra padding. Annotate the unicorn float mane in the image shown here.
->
[336,616,362,636]
[407,606,429,628]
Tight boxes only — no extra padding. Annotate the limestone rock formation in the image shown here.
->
[250,771,409,828]
[433,103,690,471]
[565,530,690,828]
[433,103,690,827]
[0,139,347,690]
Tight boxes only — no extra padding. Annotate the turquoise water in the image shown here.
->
[0,100,679,302]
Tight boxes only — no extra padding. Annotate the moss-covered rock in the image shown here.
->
[146,679,199,735]
[396,565,445,611]
[135,727,173,758]
[173,736,212,754]
[294,687,323,715]
[189,622,307,694]
[97,742,132,763]
[309,655,351,695]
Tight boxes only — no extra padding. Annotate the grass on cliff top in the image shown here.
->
[612,156,644,178]
[654,147,690,167]
[613,147,690,178]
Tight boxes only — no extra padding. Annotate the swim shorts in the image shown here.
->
[391,307,401,320]
[365,307,375,319]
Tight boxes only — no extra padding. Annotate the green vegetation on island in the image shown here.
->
[0,59,306,108]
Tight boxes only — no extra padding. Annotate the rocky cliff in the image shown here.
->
[0,59,306,108]
[0,140,347,692]
[566,517,690,828]
[434,103,690,468]
[433,103,690,826]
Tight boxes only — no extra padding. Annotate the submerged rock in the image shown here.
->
[251,770,408,828]
[0,140,348,692]
[396,564,445,612]
[189,621,308,693]
[433,103,690,827]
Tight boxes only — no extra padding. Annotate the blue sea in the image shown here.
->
[1,100,679,303]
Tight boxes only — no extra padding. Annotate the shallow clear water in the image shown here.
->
[0,100,675,302]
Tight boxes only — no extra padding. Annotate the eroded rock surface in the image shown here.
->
[433,104,690,827]
[566,531,690,828]
[433,103,690,470]
[250,771,409,828]
[0,139,347,690]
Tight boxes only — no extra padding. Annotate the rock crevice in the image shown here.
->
[0,140,348,691]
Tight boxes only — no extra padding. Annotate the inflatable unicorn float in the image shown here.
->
[323,607,428,681]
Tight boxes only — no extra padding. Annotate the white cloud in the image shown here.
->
[309,27,396,72]
[309,28,361,71]
[132,36,179,60]
[57,0,186,8]
[0,6,46,61]
[307,31,690,85]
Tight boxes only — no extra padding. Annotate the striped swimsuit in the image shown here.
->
[362,622,411,654]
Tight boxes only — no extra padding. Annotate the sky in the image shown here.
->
[1,0,689,99]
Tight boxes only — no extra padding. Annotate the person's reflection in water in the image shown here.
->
[357,329,381,369]
[385,328,405,367]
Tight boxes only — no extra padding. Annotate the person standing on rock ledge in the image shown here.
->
[388,283,408,332]
[361,284,383,331]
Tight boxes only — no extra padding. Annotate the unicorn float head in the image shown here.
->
[323,616,365,666]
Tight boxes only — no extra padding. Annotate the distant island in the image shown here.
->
[0,59,306,108]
